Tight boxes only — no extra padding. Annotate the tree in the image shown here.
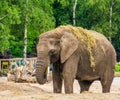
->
[53,0,73,26]
[0,0,18,53]
[23,0,28,67]
[73,0,78,26]
[3,0,55,57]
[109,0,115,42]
[0,0,120,61]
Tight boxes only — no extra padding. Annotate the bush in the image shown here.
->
[115,62,120,72]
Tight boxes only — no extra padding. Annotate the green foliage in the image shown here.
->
[0,0,20,53]
[10,40,24,57]
[53,0,73,26]
[0,0,120,60]
[0,31,11,53]
[115,62,120,72]
[0,0,55,57]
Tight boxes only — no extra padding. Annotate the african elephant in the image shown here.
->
[36,25,116,94]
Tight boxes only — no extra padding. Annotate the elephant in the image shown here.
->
[36,25,116,94]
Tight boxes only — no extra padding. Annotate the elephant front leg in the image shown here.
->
[52,69,62,93]
[63,74,74,93]
[62,52,79,93]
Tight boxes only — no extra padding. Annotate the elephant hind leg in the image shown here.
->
[78,80,93,93]
[100,77,113,93]
[100,67,114,93]
[100,75,114,93]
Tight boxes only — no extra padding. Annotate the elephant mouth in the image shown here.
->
[50,54,59,63]
[44,69,47,79]
[49,51,57,56]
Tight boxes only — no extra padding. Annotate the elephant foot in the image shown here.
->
[54,89,62,93]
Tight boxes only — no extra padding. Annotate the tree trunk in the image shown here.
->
[23,0,28,68]
[109,0,115,42]
[73,0,78,26]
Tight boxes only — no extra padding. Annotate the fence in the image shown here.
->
[0,58,37,75]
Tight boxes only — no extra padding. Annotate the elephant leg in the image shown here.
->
[62,53,79,93]
[78,80,93,93]
[100,72,114,93]
[63,74,74,93]
[52,67,62,93]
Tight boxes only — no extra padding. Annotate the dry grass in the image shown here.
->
[114,72,120,77]
[54,25,98,68]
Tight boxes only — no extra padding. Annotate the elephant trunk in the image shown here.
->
[36,52,50,84]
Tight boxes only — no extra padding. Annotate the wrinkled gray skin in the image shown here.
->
[36,29,116,94]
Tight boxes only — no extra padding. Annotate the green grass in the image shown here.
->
[115,62,120,72]
[114,62,120,77]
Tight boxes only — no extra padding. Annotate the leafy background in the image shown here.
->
[0,0,120,62]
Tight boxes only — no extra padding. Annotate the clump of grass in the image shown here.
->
[55,25,98,68]
[115,62,120,72]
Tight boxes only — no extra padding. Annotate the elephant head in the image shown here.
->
[36,29,79,84]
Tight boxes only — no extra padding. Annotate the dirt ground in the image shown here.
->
[0,77,120,100]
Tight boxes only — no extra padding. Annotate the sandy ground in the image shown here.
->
[0,77,120,100]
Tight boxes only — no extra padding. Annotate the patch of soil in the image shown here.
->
[0,77,120,100]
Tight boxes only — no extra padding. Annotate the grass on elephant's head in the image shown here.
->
[55,25,98,68]
[55,25,97,47]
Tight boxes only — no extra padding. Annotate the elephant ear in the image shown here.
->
[60,32,79,63]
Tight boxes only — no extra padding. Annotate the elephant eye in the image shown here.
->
[49,41,54,45]
[56,41,60,45]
